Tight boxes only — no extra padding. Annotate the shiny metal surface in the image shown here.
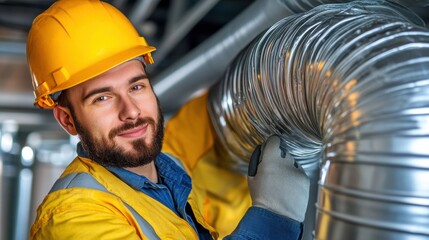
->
[208,1,429,239]
[284,0,429,13]
[151,0,429,115]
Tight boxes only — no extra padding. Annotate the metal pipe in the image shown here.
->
[128,0,161,28]
[154,0,220,63]
[164,0,187,37]
[207,1,429,239]
[0,41,26,55]
[152,0,295,114]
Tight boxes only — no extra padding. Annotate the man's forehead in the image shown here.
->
[87,60,146,83]
[98,59,147,78]
[70,60,148,94]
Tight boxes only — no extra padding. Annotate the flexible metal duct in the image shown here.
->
[279,0,429,13]
[208,1,429,239]
[152,0,428,115]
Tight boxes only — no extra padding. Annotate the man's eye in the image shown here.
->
[94,95,108,102]
[131,84,144,91]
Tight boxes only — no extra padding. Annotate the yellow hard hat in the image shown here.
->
[27,0,156,108]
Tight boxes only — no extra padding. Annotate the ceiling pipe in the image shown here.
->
[164,0,187,37]
[128,0,161,28]
[0,41,26,55]
[154,0,220,63]
[152,0,295,114]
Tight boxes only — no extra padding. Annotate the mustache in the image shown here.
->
[108,117,155,140]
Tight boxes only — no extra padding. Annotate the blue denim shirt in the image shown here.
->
[77,143,302,239]
[107,153,210,238]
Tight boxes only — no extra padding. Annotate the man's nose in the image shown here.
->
[119,95,141,121]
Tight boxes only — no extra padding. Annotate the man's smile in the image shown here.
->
[117,124,149,138]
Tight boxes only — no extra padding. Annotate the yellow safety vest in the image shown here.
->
[30,156,218,240]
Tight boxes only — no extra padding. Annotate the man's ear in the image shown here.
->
[53,105,78,135]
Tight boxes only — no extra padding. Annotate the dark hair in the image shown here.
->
[56,90,70,108]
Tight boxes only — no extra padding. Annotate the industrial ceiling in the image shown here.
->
[0,0,256,129]
[0,0,428,131]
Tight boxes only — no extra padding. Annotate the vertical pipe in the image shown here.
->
[13,169,32,240]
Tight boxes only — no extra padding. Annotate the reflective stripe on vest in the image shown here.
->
[50,172,160,240]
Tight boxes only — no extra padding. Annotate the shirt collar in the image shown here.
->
[76,142,191,191]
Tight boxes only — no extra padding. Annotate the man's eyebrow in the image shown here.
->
[129,74,148,84]
[128,74,149,84]
[82,74,149,102]
[82,86,112,102]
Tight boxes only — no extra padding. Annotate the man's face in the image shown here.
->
[62,60,164,167]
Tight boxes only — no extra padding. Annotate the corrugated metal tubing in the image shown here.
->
[208,1,429,239]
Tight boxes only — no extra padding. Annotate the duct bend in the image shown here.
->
[208,1,429,239]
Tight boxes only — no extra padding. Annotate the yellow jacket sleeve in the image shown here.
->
[31,189,143,240]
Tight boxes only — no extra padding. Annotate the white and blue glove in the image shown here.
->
[247,135,310,222]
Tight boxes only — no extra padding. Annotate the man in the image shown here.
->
[27,0,310,239]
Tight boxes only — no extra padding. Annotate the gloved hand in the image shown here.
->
[247,135,310,222]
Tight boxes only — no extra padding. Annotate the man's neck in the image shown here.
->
[124,161,158,183]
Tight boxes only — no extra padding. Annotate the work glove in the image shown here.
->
[248,135,310,222]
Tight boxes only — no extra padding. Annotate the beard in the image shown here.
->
[72,105,164,168]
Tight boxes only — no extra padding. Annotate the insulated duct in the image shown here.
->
[208,1,429,239]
